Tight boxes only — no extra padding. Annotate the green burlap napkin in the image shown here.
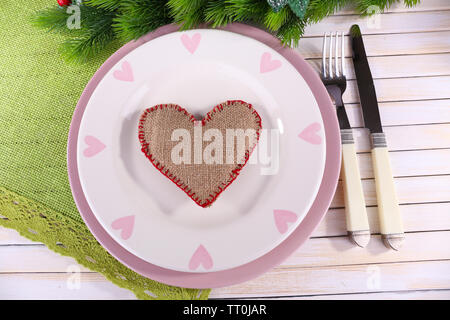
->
[0,0,209,300]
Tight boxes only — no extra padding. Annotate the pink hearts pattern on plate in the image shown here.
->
[84,31,325,272]
[273,210,298,234]
[260,52,282,73]
[189,244,213,271]
[83,135,106,158]
[111,215,135,240]
[298,122,322,145]
[181,33,201,54]
[113,61,134,82]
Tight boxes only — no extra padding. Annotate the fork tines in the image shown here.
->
[322,32,345,79]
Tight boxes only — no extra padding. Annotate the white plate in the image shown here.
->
[77,29,326,272]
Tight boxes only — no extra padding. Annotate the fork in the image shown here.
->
[321,32,370,247]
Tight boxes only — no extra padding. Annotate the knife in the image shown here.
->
[350,25,404,250]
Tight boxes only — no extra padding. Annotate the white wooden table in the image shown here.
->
[1,1,449,299]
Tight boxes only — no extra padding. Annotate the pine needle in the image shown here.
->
[168,0,209,29]
[84,0,121,11]
[306,0,351,23]
[264,6,290,32]
[31,6,76,34]
[114,0,172,41]
[204,0,233,27]
[356,0,420,15]
[31,0,421,63]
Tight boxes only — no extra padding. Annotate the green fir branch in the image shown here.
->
[31,5,77,34]
[84,0,122,11]
[356,0,420,14]
[33,3,116,63]
[114,0,172,41]
[31,0,421,64]
[225,0,271,24]
[276,9,306,46]
[264,5,291,31]
[64,4,115,63]
[305,0,351,23]
[204,0,234,27]
[167,0,209,29]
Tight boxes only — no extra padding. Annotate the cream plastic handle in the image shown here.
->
[371,146,404,235]
[342,142,369,232]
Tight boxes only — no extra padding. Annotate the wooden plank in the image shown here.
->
[304,11,450,36]
[356,149,450,179]
[283,231,450,269]
[337,0,450,15]
[343,76,450,104]
[378,0,450,13]
[0,260,447,299]
[331,175,450,208]
[254,289,450,300]
[353,124,450,152]
[0,226,37,245]
[0,245,91,273]
[0,272,136,300]
[346,99,450,128]
[307,54,450,80]
[296,31,450,58]
[314,202,450,237]
[210,260,450,298]
[1,231,449,273]
[339,148,450,181]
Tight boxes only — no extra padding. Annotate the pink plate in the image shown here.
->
[67,23,340,288]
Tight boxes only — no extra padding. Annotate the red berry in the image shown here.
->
[57,0,72,6]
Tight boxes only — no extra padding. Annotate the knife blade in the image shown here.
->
[350,25,404,250]
[350,28,382,134]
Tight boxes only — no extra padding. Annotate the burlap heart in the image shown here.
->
[138,100,262,208]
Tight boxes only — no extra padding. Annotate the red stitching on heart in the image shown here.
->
[138,100,262,208]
